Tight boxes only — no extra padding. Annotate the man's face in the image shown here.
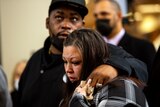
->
[94,1,119,31]
[46,7,84,39]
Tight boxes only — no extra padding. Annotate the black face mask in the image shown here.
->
[50,36,64,52]
[95,19,113,37]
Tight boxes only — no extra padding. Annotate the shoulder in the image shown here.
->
[94,77,148,107]
[107,43,132,57]
[125,33,154,46]
[28,48,44,63]
[98,78,143,95]
[98,78,138,94]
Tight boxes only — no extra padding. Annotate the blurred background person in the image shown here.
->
[10,60,27,107]
[0,65,13,107]
[93,0,156,88]
[94,0,156,73]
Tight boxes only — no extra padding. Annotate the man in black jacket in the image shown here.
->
[94,0,156,80]
[18,0,148,107]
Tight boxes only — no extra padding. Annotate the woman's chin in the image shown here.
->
[69,78,77,83]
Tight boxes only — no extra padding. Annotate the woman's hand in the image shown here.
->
[74,79,94,100]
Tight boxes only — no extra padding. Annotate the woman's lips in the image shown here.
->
[69,76,76,81]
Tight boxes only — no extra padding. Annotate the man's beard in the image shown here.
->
[50,31,70,52]
[50,36,64,52]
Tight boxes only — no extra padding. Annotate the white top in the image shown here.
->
[103,28,125,46]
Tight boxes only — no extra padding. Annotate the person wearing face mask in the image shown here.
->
[10,60,27,107]
[94,0,156,95]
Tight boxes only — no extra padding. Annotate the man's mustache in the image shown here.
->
[56,30,72,36]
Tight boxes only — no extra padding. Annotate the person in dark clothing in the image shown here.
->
[94,0,156,83]
[61,28,148,107]
[94,0,156,103]
[17,0,148,107]
[0,66,13,107]
[146,46,160,107]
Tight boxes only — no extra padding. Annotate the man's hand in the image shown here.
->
[87,64,118,87]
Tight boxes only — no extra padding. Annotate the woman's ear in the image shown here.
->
[46,17,49,29]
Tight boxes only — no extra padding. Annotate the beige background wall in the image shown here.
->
[0,0,159,90]
[0,0,50,90]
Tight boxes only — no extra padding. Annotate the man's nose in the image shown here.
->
[61,19,71,30]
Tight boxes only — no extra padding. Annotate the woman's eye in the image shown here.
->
[72,61,81,65]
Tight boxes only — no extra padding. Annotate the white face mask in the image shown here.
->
[14,79,19,90]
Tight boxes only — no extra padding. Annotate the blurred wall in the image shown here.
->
[0,0,2,65]
[0,0,159,90]
[0,0,50,90]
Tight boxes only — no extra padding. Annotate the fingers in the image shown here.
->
[87,64,118,87]
[96,78,104,88]
[86,86,94,95]
[89,74,110,87]
[97,77,104,85]
[96,83,102,88]
[87,71,98,87]
[88,76,97,87]
[87,79,92,85]
[76,80,91,93]
[75,84,87,96]
[80,80,86,87]
[87,72,105,87]
[86,79,94,94]
[102,77,110,85]
[75,80,94,100]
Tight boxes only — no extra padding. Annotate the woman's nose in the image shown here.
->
[65,63,73,73]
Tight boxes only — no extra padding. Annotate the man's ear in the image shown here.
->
[118,11,123,20]
[46,17,49,29]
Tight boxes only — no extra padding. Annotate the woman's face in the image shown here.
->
[62,46,83,83]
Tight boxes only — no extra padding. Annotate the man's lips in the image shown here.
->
[58,33,69,39]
